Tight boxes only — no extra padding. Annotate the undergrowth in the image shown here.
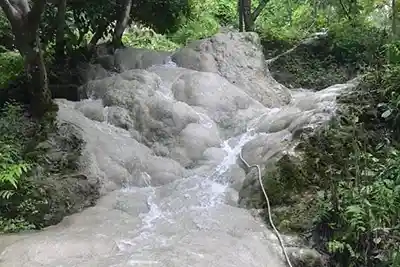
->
[261,60,400,267]
[0,102,38,232]
[0,101,92,233]
[122,25,179,51]
[0,51,23,88]
[269,22,388,90]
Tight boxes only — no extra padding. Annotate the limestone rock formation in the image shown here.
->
[172,32,292,107]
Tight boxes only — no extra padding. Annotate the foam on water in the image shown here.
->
[163,56,177,68]
[103,106,110,123]
[214,131,258,177]
[153,57,178,100]
[128,260,160,265]
[195,110,214,129]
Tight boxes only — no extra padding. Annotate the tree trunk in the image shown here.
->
[55,0,67,64]
[243,0,252,31]
[238,0,269,32]
[392,0,397,39]
[238,0,252,31]
[238,0,244,32]
[29,35,51,117]
[112,0,132,49]
[0,0,52,118]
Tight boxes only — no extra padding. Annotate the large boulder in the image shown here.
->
[57,99,189,194]
[171,32,292,107]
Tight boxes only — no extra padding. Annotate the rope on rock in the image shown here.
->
[239,150,293,267]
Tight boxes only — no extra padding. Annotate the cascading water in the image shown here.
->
[0,35,360,266]
[105,60,270,259]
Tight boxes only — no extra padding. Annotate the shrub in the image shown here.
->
[311,65,400,266]
[0,10,14,51]
[131,0,190,34]
[0,141,31,200]
[267,22,388,90]
[0,51,24,88]
[259,63,400,267]
[328,21,389,68]
[122,25,179,51]
[0,103,36,232]
[168,0,224,44]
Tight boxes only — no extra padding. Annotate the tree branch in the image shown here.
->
[251,0,269,22]
[338,0,352,21]
[89,20,108,49]
[27,0,47,37]
[0,0,20,23]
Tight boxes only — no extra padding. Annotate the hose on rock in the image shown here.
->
[239,150,293,267]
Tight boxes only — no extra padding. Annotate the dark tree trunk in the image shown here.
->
[55,0,67,64]
[29,35,51,117]
[112,0,132,49]
[238,0,269,32]
[238,0,244,32]
[0,0,52,118]
[243,0,252,31]
[238,0,251,31]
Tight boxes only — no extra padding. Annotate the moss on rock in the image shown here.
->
[0,121,100,233]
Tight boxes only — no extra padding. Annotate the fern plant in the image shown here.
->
[0,141,31,199]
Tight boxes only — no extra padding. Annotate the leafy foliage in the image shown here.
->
[0,102,93,233]
[168,0,221,44]
[269,21,389,90]
[0,51,24,88]
[0,142,31,199]
[122,25,179,51]
[131,0,190,34]
[0,103,34,231]
[260,62,400,267]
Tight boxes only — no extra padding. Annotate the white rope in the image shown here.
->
[239,150,293,267]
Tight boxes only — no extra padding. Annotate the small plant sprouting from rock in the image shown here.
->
[0,102,97,233]
[0,103,32,199]
[0,142,31,199]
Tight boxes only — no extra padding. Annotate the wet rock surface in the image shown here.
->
[172,32,292,107]
[0,32,358,267]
